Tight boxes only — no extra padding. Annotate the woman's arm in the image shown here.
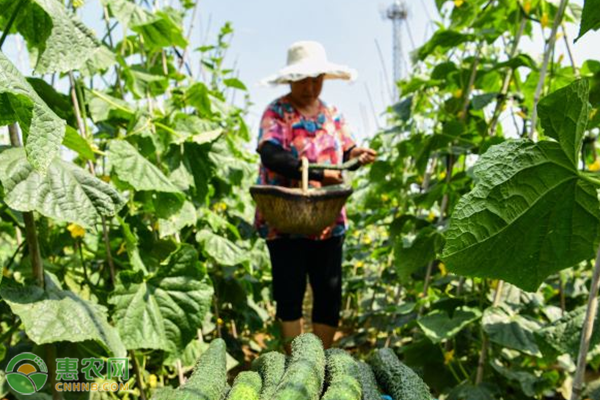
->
[258,142,324,181]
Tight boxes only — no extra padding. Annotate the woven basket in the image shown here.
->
[251,157,356,236]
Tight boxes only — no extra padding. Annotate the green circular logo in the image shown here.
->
[6,352,48,395]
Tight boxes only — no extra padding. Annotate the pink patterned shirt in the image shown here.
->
[255,95,356,240]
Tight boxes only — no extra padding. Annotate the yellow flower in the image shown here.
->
[352,230,361,238]
[589,159,600,172]
[217,318,224,326]
[73,0,85,7]
[117,242,127,256]
[67,224,85,239]
[427,211,436,222]
[453,89,463,99]
[362,236,372,245]
[212,202,227,212]
[439,262,447,276]
[148,374,158,389]
[380,194,389,203]
[356,261,365,269]
[454,0,464,7]
[523,0,531,13]
[439,171,447,180]
[444,350,455,365]
[541,12,550,28]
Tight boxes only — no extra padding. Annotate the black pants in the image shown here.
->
[266,235,344,327]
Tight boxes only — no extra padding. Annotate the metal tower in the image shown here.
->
[386,0,408,99]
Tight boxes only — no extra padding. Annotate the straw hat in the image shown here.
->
[260,41,358,86]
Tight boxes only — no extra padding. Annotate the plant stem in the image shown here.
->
[177,0,200,74]
[460,49,481,119]
[488,18,526,137]
[529,0,570,140]
[0,0,25,49]
[46,344,63,400]
[176,359,185,386]
[102,217,116,286]
[475,280,504,384]
[562,23,580,78]
[9,124,44,287]
[571,248,600,400]
[129,350,147,400]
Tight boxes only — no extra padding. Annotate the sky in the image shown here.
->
[185,0,599,143]
[3,0,599,145]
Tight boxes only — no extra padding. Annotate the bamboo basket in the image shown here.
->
[250,157,358,236]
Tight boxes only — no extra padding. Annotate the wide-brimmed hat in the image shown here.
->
[260,41,358,86]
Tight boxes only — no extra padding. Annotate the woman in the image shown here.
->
[256,41,376,349]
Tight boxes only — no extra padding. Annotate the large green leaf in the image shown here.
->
[577,0,600,41]
[442,139,600,291]
[102,0,187,49]
[416,30,474,61]
[538,79,591,166]
[490,360,537,397]
[63,126,95,161]
[535,302,600,360]
[482,307,541,356]
[172,114,223,145]
[394,227,444,281]
[0,53,65,172]
[417,307,481,343]
[108,139,182,193]
[0,148,125,228]
[132,9,188,50]
[0,273,125,358]
[28,0,99,73]
[123,65,169,98]
[195,229,248,266]
[155,197,197,238]
[109,245,213,353]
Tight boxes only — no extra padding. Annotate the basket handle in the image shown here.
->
[301,157,309,194]
[308,157,361,171]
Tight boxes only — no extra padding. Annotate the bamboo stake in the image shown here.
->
[571,247,600,400]
[8,124,44,288]
[529,0,570,140]
[476,280,504,384]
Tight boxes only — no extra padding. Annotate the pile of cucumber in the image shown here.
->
[151,333,433,400]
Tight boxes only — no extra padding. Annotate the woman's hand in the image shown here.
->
[322,170,343,186]
[349,147,377,165]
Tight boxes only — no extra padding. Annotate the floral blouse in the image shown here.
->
[255,95,356,240]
